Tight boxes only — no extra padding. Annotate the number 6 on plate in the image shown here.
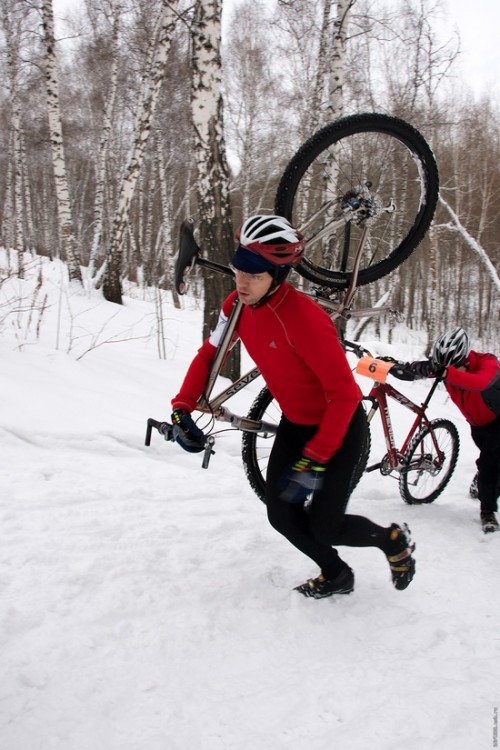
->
[355,356,393,383]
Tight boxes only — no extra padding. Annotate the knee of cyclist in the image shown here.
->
[265,494,283,530]
[477,455,496,475]
[266,491,299,532]
[309,514,342,546]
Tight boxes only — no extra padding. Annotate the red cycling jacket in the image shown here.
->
[172,282,362,463]
[444,350,499,426]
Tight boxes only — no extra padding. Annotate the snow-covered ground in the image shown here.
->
[1,253,499,750]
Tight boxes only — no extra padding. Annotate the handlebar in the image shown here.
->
[145,416,216,468]
[175,219,234,295]
[346,344,446,385]
[344,339,373,358]
[344,339,417,381]
[145,417,173,445]
[145,406,277,471]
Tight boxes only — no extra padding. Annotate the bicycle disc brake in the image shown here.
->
[341,182,382,226]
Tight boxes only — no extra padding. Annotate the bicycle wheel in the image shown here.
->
[275,113,439,290]
[241,386,280,503]
[350,415,371,492]
[399,419,460,504]
[242,387,371,503]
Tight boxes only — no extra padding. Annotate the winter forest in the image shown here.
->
[2,4,500,747]
[0,0,499,353]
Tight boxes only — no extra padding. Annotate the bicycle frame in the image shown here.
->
[363,376,443,474]
[175,215,400,435]
[145,216,413,467]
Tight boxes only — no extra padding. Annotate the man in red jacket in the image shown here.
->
[410,327,500,533]
[170,215,416,598]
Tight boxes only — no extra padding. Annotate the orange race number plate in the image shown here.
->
[355,356,393,383]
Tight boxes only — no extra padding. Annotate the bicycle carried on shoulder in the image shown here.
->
[145,112,451,505]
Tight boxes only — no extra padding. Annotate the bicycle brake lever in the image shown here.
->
[201,436,215,469]
[160,422,174,441]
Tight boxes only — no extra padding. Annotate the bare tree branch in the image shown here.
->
[437,194,500,295]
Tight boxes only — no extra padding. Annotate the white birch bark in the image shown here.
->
[88,1,122,281]
[41,0,82,283]
[327,0,354,341]
[19,126,35,253]
[1,0,25,275]
[10,96,23,275]
[310,0,333,131]
[191,0,235,348]
[155,135,181,308]
[327,0,354,122]
[319,0,354,205]
[191,0,231,231]
[190,0,237,377]
[102,1,179,304]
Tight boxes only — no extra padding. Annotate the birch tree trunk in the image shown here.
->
[102,1,179,304]
[327,0,353,342]
[327,0,353,122]
[191,0,237,378]
[309,0,333,132]
[0,0,24,276]
[320,0,352,214]
[40,0,82,283]
[88,1,122,282]
[155,134,181,308]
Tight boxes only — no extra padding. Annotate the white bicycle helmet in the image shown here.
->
[236,215,305,265]
[431,327,471,368]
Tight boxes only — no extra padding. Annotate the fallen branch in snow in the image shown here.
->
[437,195,500,295]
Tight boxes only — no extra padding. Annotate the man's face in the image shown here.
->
[233,268,273,306]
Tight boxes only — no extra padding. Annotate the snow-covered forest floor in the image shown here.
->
[1,252,499,750]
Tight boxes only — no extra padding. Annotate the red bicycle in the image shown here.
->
[241,343,460,505]
[349,342,460,503]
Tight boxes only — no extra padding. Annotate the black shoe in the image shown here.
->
[386,523,416,591]
[481,511,499,533]
[294,566,354,599]
[469,472,479,499]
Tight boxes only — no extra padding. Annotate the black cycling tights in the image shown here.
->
[471,416,500,512]
[265,404,391,579]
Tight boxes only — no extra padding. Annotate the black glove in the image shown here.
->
[430,355,448,376]
[171,408,206,453]
[279,456,327,504]
[389,363,417,381]
[410,360,446,379]
[409,360,435,379]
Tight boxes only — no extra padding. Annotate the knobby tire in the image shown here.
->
[241,387,371,504]
[399,418,460,504]
[275,112,439,290]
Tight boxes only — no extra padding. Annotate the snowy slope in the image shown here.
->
[1,253,499,750]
